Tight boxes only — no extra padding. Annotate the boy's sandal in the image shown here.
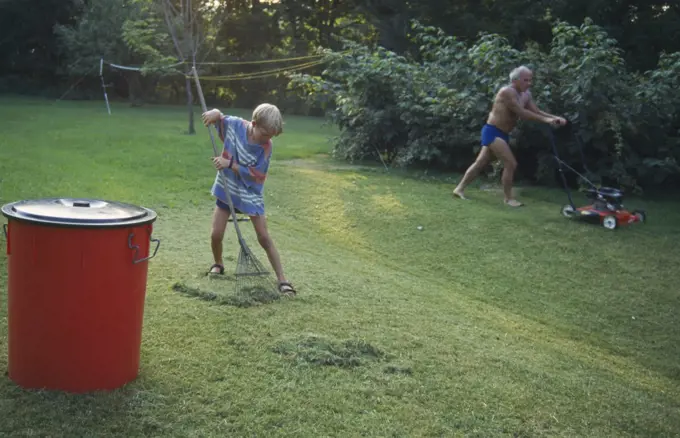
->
[207,264,225,275]
[278,282,297,296]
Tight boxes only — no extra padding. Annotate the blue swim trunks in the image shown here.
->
[480,124,510,147]
[216,198,244,215]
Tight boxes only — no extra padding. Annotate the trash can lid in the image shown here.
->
[1,198,158,228]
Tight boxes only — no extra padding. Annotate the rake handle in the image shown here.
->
[190,66,247,243]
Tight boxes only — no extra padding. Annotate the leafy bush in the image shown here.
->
[290,18,680,192]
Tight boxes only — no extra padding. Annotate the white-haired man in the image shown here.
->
[453,66,567,207]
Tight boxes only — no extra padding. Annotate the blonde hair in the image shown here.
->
[252,103,284,135]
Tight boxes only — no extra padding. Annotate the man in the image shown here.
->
[452,66,567,207]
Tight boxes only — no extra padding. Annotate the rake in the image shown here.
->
[190,66,279,296]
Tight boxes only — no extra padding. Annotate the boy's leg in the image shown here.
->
[487,138,521,206]
[250,215,293,291]
[453,146,492,199]
[210,203,231,273]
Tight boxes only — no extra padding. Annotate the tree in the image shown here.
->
[0,0,82,91]
[54,0,148,102]
[123,0,225,133]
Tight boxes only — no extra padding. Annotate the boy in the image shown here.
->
[201,103,295,295]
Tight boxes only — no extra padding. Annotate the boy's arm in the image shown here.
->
[215,112,229,143]
[204,109,238,144]
[230,143,272,188]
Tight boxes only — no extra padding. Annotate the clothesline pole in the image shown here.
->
[99,58,111,115]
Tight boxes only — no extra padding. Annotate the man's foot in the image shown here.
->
[207,263,224,275]
[452,189,468,200]
[504,199,524,207]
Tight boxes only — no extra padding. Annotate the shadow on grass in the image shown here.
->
[0,377,168,436]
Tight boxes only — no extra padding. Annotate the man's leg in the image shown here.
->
[210,205,231,273]
[250,215,288,285]
[487,138,522,206]
[453,146,492,199]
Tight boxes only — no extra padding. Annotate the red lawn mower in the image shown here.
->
[547,126,646,230]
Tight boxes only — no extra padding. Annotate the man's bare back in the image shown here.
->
[487,86,532,134]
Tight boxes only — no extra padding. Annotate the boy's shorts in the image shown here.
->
[216,198,244,215]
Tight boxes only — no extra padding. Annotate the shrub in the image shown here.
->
[290,19,680,192]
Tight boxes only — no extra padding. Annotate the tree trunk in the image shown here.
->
[171,81,180,102]
[186,76,195,134]
[124,71,144,106]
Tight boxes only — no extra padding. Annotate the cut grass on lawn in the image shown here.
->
[0,97,679,437]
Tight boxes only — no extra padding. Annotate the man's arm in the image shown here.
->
[526,93,559,119]
[502,89,554,124]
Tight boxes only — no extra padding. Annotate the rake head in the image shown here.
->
[234,239,279,296]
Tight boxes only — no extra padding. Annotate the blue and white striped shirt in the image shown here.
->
[212,115,272,216]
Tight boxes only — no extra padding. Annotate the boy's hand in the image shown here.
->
[201,109,222,126]
[212,156,230,170]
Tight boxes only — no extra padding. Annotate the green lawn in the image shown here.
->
[1,97,679,437]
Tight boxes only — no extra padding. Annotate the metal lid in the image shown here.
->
[1,198,157,228]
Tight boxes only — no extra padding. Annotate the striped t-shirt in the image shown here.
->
[212,115,272,216]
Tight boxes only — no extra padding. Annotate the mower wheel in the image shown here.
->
[633,209,646,224]
[602,215,618,230]
[561,204,576,218]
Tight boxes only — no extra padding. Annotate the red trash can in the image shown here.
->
[1,197,160,393]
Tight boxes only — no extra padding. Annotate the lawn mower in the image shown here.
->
[547,126,646,230]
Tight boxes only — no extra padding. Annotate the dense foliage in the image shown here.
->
[2,0,678,108]
[290,19,680,192]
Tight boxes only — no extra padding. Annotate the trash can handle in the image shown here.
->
[2,224,8,256]
[128,232,161,264]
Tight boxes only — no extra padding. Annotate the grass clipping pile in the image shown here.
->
[172,280,282,308]
[273,334,412,375]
